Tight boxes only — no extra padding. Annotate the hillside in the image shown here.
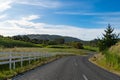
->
[22,34,82,42]
[0,37,38,48]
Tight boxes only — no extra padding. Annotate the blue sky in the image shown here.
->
[0,0,120,40]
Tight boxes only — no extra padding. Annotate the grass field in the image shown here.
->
[84,46,99,52]
[0,47,88,55]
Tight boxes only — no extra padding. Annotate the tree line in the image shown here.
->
[12,35,83,49]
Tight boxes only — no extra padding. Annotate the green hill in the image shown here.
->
[0,37,38,48]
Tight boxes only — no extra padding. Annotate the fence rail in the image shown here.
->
[0,52,67,69]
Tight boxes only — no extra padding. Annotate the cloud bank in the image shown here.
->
[0,15,106,40]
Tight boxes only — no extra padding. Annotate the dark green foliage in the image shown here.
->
[12,35,30,42]
[13,34,81,43]
[12,35,23,40]
[98,24,119,51]
[48,41,57,45]
[66,42,83,49]
[73,42,83,49]
[54,38,65,44]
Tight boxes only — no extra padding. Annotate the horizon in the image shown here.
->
[2,34,89,41]
[0,0,120,40]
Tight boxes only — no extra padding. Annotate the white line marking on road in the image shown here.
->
[75,62,78,66]
[83,74,88,80]
[74,59,78,66]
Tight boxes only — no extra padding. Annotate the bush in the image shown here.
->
[66,42,83,49]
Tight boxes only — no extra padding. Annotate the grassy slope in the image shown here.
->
[0,37,41,48]
[90,42,120,75]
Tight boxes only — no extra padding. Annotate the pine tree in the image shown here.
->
[98,24,119,51]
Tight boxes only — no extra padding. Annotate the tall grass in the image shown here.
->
[105,42,120,70]
[104,51,120,70]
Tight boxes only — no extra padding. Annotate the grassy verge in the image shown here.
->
[84,46,99,52]
[0,54,73,80]
[0,47,87,55]
[90,42,120,76]
[90,53,120,76]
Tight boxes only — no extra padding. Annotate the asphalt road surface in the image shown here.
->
[12,55,120,80]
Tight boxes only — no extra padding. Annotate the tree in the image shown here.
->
[67,42,83,49]
[12,35,23,40]
[54,38,65,44]
[22,35,30,42]
[98,24,119,51]
[73,42,83,49]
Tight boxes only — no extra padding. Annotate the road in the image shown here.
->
[12,55,120,80]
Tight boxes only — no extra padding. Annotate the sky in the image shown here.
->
[0,0,120,41]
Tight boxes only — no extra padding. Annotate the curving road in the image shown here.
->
[12,55,120,80]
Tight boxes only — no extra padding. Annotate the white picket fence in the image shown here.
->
[0,52,64,69]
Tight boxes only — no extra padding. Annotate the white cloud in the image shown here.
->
[22,15,40,21]
[15,0,61,9]
[0,15,119,41]
[96,16,120,28]
[0,14,7,19]
[0,0,14,12]
[0,15,104,40]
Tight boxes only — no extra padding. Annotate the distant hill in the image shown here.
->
[23,34,82,42]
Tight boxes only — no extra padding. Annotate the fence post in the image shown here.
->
[9,53,12,70]
[29,53,31,64]
[34,53,36,61]
[21,54,23,67]
[13,61,15,69]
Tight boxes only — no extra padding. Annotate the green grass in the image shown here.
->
[84,46,99,52]
[0,37,40,48]
[0,47,87,55]
[105,51,120,70]
[46,45,72,49]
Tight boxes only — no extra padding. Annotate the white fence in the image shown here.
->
[0,52,65,69]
